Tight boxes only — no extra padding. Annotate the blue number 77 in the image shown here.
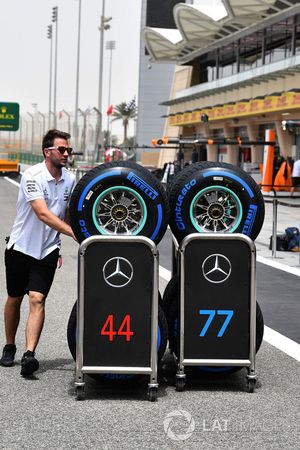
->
[199,310,234,337]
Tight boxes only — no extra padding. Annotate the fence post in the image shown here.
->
[272,197,278,258]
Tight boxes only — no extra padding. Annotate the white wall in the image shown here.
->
[135,0,175,159]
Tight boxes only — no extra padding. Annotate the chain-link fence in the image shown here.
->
[0,109,106,165]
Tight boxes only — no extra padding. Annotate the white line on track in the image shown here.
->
[3,176,20,188]
[264,326,300,362]
[257,255,300,277]
[4,177,300,362]
[159,265,171,282]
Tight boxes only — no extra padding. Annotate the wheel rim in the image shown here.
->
[92,186,147,235]
[190,185,243,233]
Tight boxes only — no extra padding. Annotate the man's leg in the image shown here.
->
[25,291,46,352]
[20,249,58,376]
[0,295,23,366]
[3,295,24,344]
[2,246,29,366]
[20,291,45,376]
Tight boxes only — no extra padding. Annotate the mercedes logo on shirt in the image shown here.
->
[103,257,133,288]
[202,254,232,284]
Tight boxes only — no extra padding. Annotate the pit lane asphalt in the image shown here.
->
[0,177,299,450]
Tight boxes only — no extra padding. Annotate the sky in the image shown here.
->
[0,0,142,138]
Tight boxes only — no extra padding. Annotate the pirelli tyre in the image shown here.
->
[69,161,169,244]
[162,275,264,374]
[168,161,264,243]
[67,300,168,380]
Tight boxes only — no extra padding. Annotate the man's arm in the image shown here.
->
[64,207,71,225]
[30,198,77,241]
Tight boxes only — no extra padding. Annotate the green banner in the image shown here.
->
[0,102,19,131]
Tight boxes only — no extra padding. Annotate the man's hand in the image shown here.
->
[70,229,78,242]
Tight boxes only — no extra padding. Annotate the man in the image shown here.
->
[0,129,76,377]
[291,157,300,194]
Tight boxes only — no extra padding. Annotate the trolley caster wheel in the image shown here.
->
[175,377,186,392]
[148,387,158,402]
[75,385,85,401]
[247,379,256,393]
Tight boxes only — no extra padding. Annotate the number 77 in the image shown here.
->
[199,310,234,337]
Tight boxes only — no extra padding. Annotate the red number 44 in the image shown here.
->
[100,314,134,342]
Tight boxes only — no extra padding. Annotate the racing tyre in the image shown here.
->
[67,300,168,380]
[162,275,264,374]
[69,161,169,244]
[168,161,264,243]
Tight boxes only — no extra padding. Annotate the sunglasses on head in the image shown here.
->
[48,146,73,155]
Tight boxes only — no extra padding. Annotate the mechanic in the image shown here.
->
[0,129,76,377]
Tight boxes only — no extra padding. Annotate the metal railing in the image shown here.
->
[264,194,300,265]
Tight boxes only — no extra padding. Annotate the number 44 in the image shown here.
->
[199,310,234,338]
[100,314,134,342]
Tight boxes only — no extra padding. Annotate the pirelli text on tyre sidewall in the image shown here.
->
[168,161,265,243]
[69,161,169,245]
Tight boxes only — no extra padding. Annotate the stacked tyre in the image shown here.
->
[68,161,170,376]
[69,160,169,245]
[67,299,168,381]
[162,161,265,374]
[167,161,264,243]
[161,275,264,374]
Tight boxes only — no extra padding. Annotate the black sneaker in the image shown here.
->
[0,344,16,367]
[20,351,39,377]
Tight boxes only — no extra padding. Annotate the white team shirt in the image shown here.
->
[7,161,75,259]
[292,159,300,177]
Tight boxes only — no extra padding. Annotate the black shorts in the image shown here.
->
[5,247,59,298]
[292,177,300,187]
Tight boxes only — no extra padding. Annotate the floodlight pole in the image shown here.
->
[74,0,82,150]
[47,24,53,129]
[95,0,112,161]
[52,6,58,128]
[106,40,116,135]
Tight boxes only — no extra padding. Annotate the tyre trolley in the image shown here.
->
[74,235,159,401]
[175,233,258,393]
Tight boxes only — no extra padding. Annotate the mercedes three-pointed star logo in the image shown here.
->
[202,254,232,284]
[103,257,133,288]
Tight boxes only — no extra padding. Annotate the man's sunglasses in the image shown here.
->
[48,146,73,156]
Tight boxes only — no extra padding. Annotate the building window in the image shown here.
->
[195,14,300,86]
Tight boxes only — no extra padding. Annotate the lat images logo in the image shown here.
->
[202,254,231,284]
[163,409,195,441]
[103,257,133,288]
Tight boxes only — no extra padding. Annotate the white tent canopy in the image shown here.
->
[144,28,183,61]
[144,0,297,63]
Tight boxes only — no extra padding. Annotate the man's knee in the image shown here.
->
[28,291,45,309]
